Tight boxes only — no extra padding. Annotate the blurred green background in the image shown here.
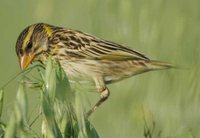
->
[0,0,199,137]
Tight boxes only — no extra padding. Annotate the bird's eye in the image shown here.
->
[26,42,32,52]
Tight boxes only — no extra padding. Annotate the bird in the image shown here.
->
[15,23,173,117]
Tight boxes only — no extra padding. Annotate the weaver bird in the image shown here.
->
[16,23,172,117]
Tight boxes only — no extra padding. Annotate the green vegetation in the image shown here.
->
[1,58,99,137]
[0,0,199,137]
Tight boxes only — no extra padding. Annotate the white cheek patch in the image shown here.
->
[34,39,48,53]
[42,40,48,51]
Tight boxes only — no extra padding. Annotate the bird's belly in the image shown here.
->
[60,59,100,80]
[60,59,147,83]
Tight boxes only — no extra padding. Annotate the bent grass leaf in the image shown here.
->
[0,89,4,119]
[4,114,17,138]
[42,57,62,138]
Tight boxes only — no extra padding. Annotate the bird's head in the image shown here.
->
[16,23,53,70]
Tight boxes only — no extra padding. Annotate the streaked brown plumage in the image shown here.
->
[16,23,172,117]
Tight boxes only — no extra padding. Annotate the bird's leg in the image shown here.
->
[85,78,110,118]
[86,88,110,118]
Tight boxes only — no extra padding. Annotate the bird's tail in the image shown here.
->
[148,60,174,70]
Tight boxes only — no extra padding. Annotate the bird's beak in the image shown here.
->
[20,53,35,70]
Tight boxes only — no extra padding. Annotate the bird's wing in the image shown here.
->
[53,30,149,61]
